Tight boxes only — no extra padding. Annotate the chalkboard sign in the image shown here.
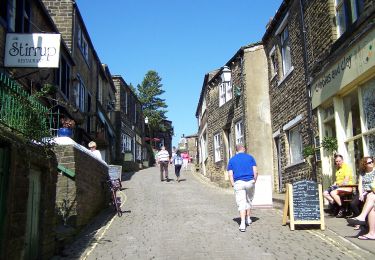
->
[282,180,325,230]
[292,180,320,220]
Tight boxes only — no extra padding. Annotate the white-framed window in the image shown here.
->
[219,83,226,107]
[288,125,303,164]
[219,82,232,107]
[121,133,132,153]
[77,25,89,62]
[75,77,86,112]
[269,46,277,77]
[335,0,364,37]
[280,26,292,76]
[200,129,208,162]
[214,133,221,162]
[235,120,244,145]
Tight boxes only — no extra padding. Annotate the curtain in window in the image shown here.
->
[281,27,292,75]
[289,126,303,163]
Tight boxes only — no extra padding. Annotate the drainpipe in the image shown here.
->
[299,0,316,180]
[239,55,246,146]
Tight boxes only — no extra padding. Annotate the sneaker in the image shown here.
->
[246,217,252,225]
[239,223,246,232]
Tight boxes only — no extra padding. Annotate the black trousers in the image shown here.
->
[159,161,169,180]
[350,193,365,216]
[175,165,182,177]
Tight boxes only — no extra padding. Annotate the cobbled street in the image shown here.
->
[56,166,374,260]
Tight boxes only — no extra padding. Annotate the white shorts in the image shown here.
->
[234,180,256,211]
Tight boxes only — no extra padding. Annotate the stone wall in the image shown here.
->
[0,128,57,260]
[54,144,109,230]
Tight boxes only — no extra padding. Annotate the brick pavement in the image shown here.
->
[53,165,375,260]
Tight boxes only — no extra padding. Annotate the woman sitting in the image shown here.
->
[350,157,375,229]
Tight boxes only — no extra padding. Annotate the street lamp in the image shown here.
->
[145,116,151,148]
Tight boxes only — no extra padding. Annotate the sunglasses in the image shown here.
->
[366,161,373,165]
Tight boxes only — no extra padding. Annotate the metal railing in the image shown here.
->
[0,73,51,141]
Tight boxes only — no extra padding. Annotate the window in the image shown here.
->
[58,57,70,98]
[280,26,292,75]
[75,77,86,112]
[288,125,303,164]
[121,133,132,153]
[269,46,277,77]
[335,0,364,37]
[200,130,208,162]
[136,143,142,160]
[214,133,221,162]
[219,82,232,107]
[125,91,128,114]
[98,76,103,104]
[2,0,30,32]
[77,25,89,62]
[235,120,244,145]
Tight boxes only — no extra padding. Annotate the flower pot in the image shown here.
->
[58,128,73,137]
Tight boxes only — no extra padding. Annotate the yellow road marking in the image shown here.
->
[80,189,127,260]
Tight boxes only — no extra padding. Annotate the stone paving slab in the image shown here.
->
[53,165,375,260]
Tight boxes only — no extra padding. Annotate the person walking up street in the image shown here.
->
[182,152,189,171]
[227,144,258,232]
[171,150,183,182]
[157,146,170,182]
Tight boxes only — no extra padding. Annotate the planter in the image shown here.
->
[57,128,73,137]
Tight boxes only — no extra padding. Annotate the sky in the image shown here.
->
[75,0,283,147]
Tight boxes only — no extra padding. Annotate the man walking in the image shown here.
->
[157,146,170,182]
[227,144,258,232]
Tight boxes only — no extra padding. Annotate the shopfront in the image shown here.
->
[312,28,375,181]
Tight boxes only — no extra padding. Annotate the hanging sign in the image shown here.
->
[4,33,61,68]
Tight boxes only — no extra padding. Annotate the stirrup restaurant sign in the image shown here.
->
[4,33,61,68]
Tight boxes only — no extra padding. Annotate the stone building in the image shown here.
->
[178,134,198,163]
[196,43,273,188]
[263,0,314,192]
[0,0,63,258]
[263,0,374,192]
[112,75,144,171]
[307,0,375,187]
[42,0,117,158]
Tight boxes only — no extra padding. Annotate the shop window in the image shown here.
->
[288,125,303,164]
[343,89,361,138]
[121,133,132,153]
[362,78,375,155]
[335,0,364,37]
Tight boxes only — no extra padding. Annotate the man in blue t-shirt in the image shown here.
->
[227,144,258,232]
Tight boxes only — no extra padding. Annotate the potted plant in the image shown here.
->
[58,117,76,137]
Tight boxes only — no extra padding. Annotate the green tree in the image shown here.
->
[128,83,138,97]
[137,70,168,130]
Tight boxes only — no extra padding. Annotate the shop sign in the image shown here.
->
[312,29,375,108]
[4,33,61,68]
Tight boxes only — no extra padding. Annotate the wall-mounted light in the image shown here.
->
[234,85,242,97]
[221,66,231,83]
